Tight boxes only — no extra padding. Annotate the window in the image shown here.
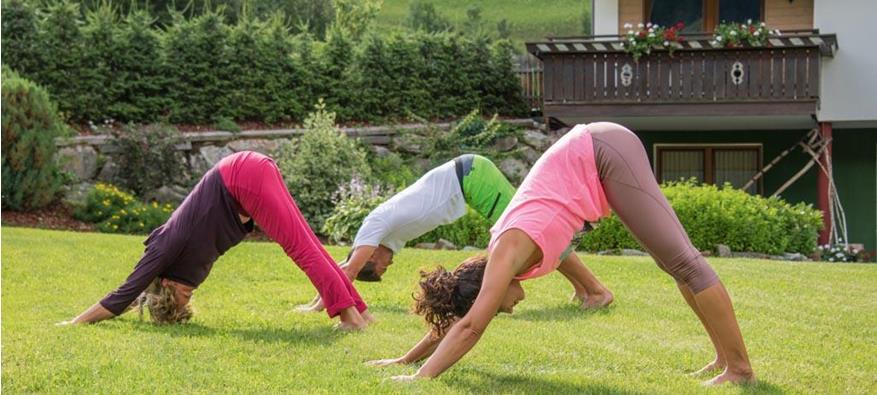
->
[655,145,762,194]
[646,0,764,32]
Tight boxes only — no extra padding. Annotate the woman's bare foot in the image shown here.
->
[575,290,614,310]
[689,358,726,377]
[703,367,755,386]
[337,307,367,331]
[361,309,376,324]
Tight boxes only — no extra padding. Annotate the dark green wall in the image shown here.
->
[832,129,877,254]
[633,129,876,254]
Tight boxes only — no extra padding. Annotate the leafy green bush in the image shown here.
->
[406,0,453,33]
[109,123,187,196]
[1,0,41,77]
[164,10,231,123]
[74,183,174,234]
[579,181,823,255]
[367,150,419,189]
[276,100,372,231]
[409,208,492,248]
[322,177,390,244]
[1,68,69,211]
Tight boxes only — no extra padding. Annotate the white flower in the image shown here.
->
[836,252,845,257]
[638,23,644,28]
[761,22,766,27]
[624,23,633,29]
[716,35,723,41]
[730,30,737,36]
[747,19,753,25]
[852,249,859,254]
[753,31,760,37]
[628,30,635,35]
[823,244,830,249]
[829,258,835,262]
[709,40,717,45]
[817,246,824,250]
[629,37,636,43]
[648,33,655,38]
[648,28,655,33]
[663,41,669,46]
[647,22,652,28]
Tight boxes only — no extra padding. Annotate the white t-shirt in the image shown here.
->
[353,160,467,253]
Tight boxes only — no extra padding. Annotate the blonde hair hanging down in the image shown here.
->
[138,278,193,324]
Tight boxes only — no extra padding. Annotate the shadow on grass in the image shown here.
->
[116,321,343,345]
[445,368,647,395]
[739,379,785,395]
[513,303,616,322]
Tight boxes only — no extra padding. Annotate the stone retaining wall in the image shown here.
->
[56,119,558,204]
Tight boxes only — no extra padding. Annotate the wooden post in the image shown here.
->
[817,122,833,245]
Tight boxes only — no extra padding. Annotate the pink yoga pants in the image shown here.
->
[589,122,719,293]
[218,151,367,317]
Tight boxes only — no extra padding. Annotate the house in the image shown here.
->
[526,0,876,257]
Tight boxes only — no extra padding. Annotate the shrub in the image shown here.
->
[5,4,527,124]
[108,123,187,196]
[73,183,135,223]
[579,181,823,255]
[406,1,452,33]
[322,177,390,244]
[97,200,174,234]
[109,10,170,122]
[164,10,231,123]
[1,68,69,211]
[409,208,492,248]
[74,183,174,234]
[276,100,372,231]
[1,0,41,77]
[367,150,418,189]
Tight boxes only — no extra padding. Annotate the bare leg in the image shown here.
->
[677,283,725,375]
[557,254,614,309]
[694,283,754,385]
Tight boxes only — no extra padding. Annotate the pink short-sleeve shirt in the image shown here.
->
[488,124,610,280]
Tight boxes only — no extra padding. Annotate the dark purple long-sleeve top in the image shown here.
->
[99,168,253,315]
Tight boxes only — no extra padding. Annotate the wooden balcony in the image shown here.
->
[526,31,838,123]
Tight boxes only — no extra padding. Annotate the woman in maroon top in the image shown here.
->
[60,151,371,330]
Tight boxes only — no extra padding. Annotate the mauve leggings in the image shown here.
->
[588,122,719,293]
[218,151,367,317]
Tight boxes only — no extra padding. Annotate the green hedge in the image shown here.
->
[580,181,823,255]
[1,0,526,124]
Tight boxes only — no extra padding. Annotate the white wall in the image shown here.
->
[593,0,619,35]
[815,0,877,123]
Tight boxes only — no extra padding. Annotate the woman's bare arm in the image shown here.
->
[366,321,456,366]
[58,303,117,325]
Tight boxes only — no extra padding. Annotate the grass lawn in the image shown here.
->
[3,227,876,394]
[376,0,588,46]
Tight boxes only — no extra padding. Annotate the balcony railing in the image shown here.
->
[525,31,837,117]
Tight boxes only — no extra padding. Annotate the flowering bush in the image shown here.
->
[623,21,685,61]
[817,242,865,263]
[712,20,778,48]
[74,183,174,234]
[321,177,391,244]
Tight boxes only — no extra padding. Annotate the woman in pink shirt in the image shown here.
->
[369,122,754,385]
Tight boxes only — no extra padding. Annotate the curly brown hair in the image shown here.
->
[413,255,487,336]
[138,278,193,324]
